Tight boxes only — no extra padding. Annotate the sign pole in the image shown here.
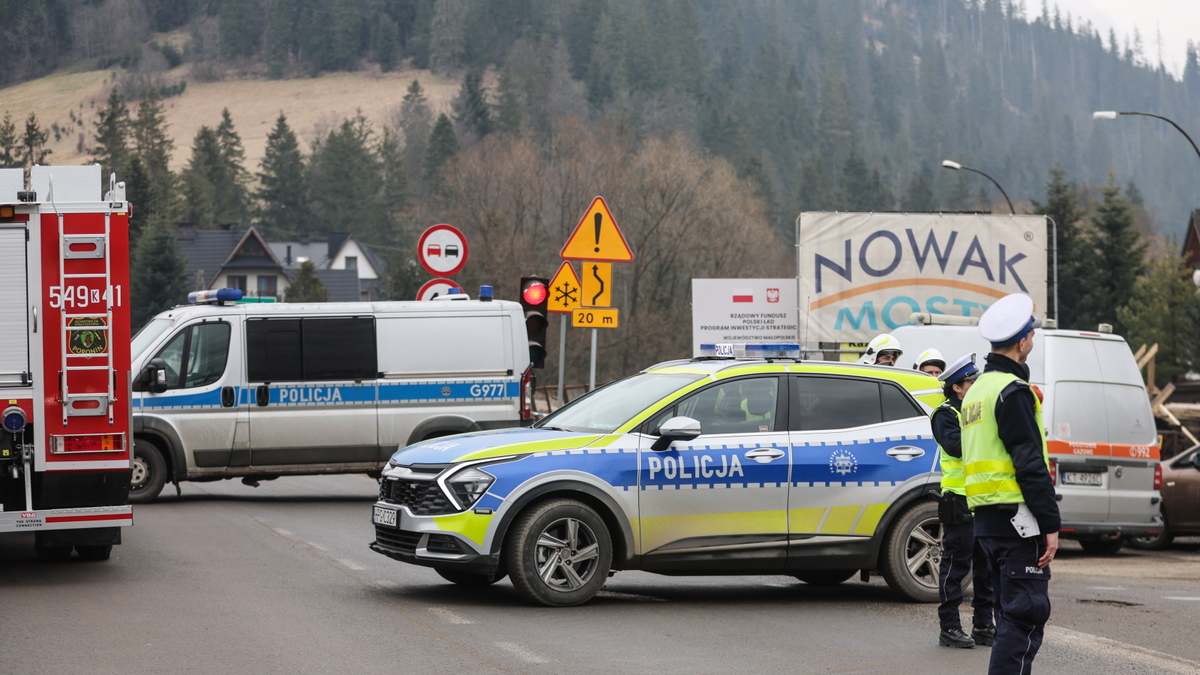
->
[557,314,566,408]
[589,328,597,391]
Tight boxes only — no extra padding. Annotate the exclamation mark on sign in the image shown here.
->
[594,213,602,253]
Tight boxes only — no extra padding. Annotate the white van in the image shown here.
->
[128,291,533,502]
[893,319,1161,553]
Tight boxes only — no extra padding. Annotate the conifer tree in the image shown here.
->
[91,90,131,179]
[383,255,425,301]
[375,13,400,72]
[1091,175,1146,334]
[130,220,186,330]
[379,127,408,226]
[132,88,176,227]
[1032,166,1098,328]
[1116,251,1200,385]
[21,113,51,170]
[215,108,250,223]
[285,260,330,302]
[181,126,222,228]
[0,112,19,167]
[255,113,308,237]
[308,114,386,240]
[424,113,459,189]
[397,80,433,189]
[123,156,152,247]
[902,172,936,211]
[495,68,523,136]
[452,68,493,141]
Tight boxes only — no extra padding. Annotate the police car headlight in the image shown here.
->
[445,467,495,509]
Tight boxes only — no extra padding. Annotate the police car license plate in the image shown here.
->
[373,505,398,527]
[1062,472,1103,486]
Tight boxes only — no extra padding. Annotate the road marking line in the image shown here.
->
[336,558,366,570]
[1046,626,1200,674]
[428,607,474,624]
[1163,597,1200,601]
[306,541,329,551]
[494,642,550,664]
[594,590,667,602]
[1087,586,1127,590]
[273,528,293,536]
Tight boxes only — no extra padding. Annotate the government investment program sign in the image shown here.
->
[692,279,798,355]
[797,213,1047,343]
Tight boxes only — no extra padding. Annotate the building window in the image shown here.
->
[228,275,247,293]
[257,275,278,298]
[345,256,357,271]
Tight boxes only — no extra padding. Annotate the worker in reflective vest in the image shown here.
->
[961,294,1060,675]
[934,353,995,650]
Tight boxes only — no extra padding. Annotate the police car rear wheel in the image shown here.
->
[880,500,942,603]
[435,568,506,586]
[506,499,612,607]
[128,439,167,504]
[794,569,857,586]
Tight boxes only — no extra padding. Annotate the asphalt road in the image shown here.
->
[3,475,1199,674]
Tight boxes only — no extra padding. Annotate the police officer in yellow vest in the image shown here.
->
[934,353,995,649]
[961,294,1060,675]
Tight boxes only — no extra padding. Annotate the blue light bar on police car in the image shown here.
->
[698,343,801,359]
[188,288,243,304]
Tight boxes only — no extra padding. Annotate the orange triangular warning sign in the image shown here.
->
[560,196,634,262]
[547,261,582,313]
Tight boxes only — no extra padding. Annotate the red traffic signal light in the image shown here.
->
[522,281,548,306]
[520,276,550,368]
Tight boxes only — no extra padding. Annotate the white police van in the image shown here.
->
[894,317,1162,553]
[128,289,533,501]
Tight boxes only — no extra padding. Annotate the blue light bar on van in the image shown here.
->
[188,288,243,304]
[699,343,800,359]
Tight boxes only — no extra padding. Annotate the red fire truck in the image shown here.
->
[0,164,133,561]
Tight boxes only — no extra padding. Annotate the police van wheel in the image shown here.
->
[435,568,506,586]
[505,499,612,607]
[128,439,167,504]
[880,500,942,603]
[794,569,857,586]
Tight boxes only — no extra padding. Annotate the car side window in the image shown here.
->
[881,382,923,421]
[673,377,780,436]
[791,376,883,431]
[154,322,231,390]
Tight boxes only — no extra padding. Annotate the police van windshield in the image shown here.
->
[131,318,174,362]
[535,372,704,434]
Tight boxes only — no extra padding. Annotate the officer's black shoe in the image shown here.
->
[972,625,997,646]
[939,628,975,649]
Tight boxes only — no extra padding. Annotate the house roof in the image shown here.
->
[1183,209,1200,269]
[178,228,249,290]
[313,269,363,302]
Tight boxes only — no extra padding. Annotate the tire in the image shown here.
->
[75,545,113,561]
[128,439,167,503]
[1128,509,1173,550]
[794,569,857,586]
[505,499,612,607]
[34,534,72,561]
[880,500,942,603]
[1079,538,1124,555]
[435,568,506,587]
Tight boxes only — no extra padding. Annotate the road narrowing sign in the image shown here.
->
[547,261,582,313]
[560,196,634,262]
[581,262,612,307]
[572,308,619,328]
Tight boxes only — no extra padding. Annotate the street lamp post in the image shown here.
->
[941,159,1016,214]
[1092,111,1200,162]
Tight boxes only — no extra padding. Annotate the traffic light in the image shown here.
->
[519,276,549,368]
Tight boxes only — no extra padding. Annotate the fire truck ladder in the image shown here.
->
[57,211,115,426]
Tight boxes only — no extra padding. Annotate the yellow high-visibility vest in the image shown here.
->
[960,372,1049,509]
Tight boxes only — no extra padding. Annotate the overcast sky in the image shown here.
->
[1048,0,1199,76]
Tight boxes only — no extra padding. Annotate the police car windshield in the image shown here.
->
[536,372,704,434]
[131,318,174,362]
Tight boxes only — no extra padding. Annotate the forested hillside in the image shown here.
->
[2,0,1198,383]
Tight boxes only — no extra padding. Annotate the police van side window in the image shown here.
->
[247,317,377,382]
[673,377,781,436]
[881,382,923,421]
[791,376,882,431]
[154,322,231,390]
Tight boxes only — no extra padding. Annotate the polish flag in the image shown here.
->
[732,288,753,303]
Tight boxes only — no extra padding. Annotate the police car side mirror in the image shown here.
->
[147,358,169,394]
[651,416,702,452]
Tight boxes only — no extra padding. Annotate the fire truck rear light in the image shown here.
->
[0,205,14,219]
[50,433,126,454]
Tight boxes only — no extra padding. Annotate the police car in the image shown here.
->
[370,343,948,606]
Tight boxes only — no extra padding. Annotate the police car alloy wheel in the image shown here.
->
[879,500,942,603]
[506,499,613,607]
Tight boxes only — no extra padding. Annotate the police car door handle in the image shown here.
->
[885,445,925,461]
[744,447,785,463]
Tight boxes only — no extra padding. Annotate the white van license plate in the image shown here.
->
[373,506,398,527]
[1062,472,1103,486]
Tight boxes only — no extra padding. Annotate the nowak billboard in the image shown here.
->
[797,213,1047,343]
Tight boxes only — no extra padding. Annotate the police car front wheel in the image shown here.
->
[505,499,613,607]
[880,500,942,603]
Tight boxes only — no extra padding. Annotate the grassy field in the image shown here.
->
[0,63,462,175]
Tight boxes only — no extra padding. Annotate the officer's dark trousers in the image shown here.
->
[937,522,994,631]
[977,536,1051,675]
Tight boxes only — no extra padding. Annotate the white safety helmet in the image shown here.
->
[857,334,903,366]
[913,348,946,374]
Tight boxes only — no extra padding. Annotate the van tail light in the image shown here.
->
[519,364,534,423]
[1153,464,1162,490]
[1048,458,1057,486]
